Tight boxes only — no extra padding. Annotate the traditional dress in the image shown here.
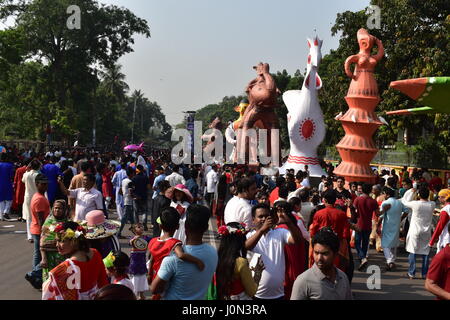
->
[404,200,435,255]
[380,197,404,264]
[42,248,109,300]
[430,204,450,253]
[22,170,39,240]
[40,214,70,281]
[12,165,27,212]
[380,198,404,249]
[0,161,14,217]
[129,235,151,294]
[101,170,114,200]
[170,201,190,243]
[41,163,61,203]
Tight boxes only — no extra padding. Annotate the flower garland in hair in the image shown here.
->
[52,223,86,241]
[218,222,247,236]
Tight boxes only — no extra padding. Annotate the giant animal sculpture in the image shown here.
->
[236,62,280,165]
[387,77,450,115]
[202,117,223,163]
[225,99,249,163]
[334,28,384,184]
[280,36,326,177]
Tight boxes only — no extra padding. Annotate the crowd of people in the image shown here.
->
[0,144,449,300]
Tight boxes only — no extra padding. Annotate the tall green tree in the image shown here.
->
[0,0,152,145]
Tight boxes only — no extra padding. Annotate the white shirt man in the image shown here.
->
[69,187,103,222]
[137,155,146,170]
[246,228,291,299]
[112,167,128,219]
[224,196,253,228]
[206,169,218,194]
[402,187,417,221]
[301,177,311,189]
[245,204,302,300]
[122,177,134,206]
[165,170,186,187]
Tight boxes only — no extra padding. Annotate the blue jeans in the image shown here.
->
[408,253,430,277]
[28,234,42,281]
[355,230,371,260]
[119,205,135,235]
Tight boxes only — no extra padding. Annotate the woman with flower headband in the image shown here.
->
[42,221,109,300]
[39,200,71,282]
[215,222,261,300]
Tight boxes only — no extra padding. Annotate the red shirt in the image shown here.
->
[353,195,379,231]
[148,237,182,280]
[225,172,232,184]
[13,165,27,207]
[429,177,443,192]
[276,222,306,299]
[269,187,279,207]
[45,248,109,300]
[427,245,450,300]
[72,249,109,292]
[430,207,450,246]
[30,192,50,235]
[310,206,351,240]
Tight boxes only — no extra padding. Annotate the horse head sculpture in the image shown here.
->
[281,35,326,177]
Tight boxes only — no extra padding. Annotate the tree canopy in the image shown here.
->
[0,0,171,146]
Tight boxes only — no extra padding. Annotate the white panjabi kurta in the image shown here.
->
[403,200,435,255]
[170,201,190,244]
[22,170,40,221]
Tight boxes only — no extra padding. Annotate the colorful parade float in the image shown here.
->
[279,36,326,177]
[387,77,450,115]
[333,28,385,184]
[236,62,281,166]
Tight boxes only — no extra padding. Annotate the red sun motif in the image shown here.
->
[299,118,316,141]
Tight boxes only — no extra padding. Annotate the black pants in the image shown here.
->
[346,242,355,284]
[134,199,148,224]
[119,205,135,236]
[205,192,214,209]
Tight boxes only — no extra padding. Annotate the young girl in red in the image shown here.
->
[147,207,204,299]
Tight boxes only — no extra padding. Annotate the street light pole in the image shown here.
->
[93,69,98,148]
[131,96,137,143]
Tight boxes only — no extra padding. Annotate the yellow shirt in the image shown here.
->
[233,257,257,297]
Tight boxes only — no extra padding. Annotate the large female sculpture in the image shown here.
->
[236,63,280,165]
[334,28,384,183]
[280,36,326,177]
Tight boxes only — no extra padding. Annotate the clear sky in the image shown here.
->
[101,0,370,126]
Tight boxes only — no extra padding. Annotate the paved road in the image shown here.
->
[0,211,436,300]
